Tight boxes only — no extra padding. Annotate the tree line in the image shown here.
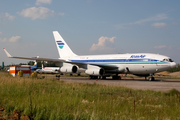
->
[5,61,57,67]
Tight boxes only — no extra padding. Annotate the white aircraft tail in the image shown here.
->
[53,31,77,58]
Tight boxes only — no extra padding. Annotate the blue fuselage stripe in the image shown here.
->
[70,59,168,65]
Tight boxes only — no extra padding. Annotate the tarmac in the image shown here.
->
[58,76,180,92]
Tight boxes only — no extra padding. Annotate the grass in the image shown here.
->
[0,73,180,120]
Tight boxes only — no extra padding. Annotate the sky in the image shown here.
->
[0,0,180,65]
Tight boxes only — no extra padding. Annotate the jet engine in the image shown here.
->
[60,63,78,74]
[85,65,104,76]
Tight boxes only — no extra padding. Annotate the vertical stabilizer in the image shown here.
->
[53,31,77,58]
[33,61,38,69]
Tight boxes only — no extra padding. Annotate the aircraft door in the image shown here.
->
[125,59,130,73]
[150,57,158,72]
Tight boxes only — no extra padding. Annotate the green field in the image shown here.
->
[0,73,180,120]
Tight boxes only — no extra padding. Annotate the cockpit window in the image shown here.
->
[163,58,174,62]
[163,59,168,62]
[169,59,174,62]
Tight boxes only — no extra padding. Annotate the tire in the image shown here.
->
[112,76,120,80]
[90,76,98,79]
[149,77,155,81]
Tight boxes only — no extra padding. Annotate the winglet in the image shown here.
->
[3,48,12,57]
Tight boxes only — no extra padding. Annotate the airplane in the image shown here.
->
[3,31,176,81]
[35,64,60,74]
[21,60,38,72]
[6,60,38,72]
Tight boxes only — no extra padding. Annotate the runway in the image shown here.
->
[58,76,180,92]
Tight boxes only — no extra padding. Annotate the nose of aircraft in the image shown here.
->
[170,62,176,68]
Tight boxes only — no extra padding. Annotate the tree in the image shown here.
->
[168,64,180,72]
[28,61,34,66]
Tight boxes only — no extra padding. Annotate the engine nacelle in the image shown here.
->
[85,65,104,76]
[60,65,78,74]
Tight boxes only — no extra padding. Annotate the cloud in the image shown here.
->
[89,36,116,53]
[0,13,15,22]
[0,33,21,43]
[116,14,168,29]
[36,0,52,5]
[0,32,7,42]
[154,45,167,49]
[172,22,179,25]
[151,22,167,28]
[18,7,55,20]
[5,13,15,20]
[0,38,7,42]
[58,12,65,16]
[9,36,21,42]
[131,14,167,25]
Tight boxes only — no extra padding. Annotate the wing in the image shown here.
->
[3,48,118,71]
[3,48,65,62]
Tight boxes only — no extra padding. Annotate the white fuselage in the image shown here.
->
[36,67,60,74]
[62,53,176,75]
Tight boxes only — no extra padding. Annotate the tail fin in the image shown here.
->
[53,31,77,58]
[30,61,38,71]
[33,61,38,68]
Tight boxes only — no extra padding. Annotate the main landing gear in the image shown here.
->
[147,74,155,81]
[89,75,98,79]
[90,75,122,80]
[148,76,155,81]
[89,75,107,80]
[112,75,121,80]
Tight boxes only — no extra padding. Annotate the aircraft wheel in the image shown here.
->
[112,76,119,80]
[149,77,155,81]
[90,75,98,79]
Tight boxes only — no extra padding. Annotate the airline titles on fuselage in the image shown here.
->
[130,55,146,59]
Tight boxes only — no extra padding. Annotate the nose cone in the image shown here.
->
[170,62,176,68]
